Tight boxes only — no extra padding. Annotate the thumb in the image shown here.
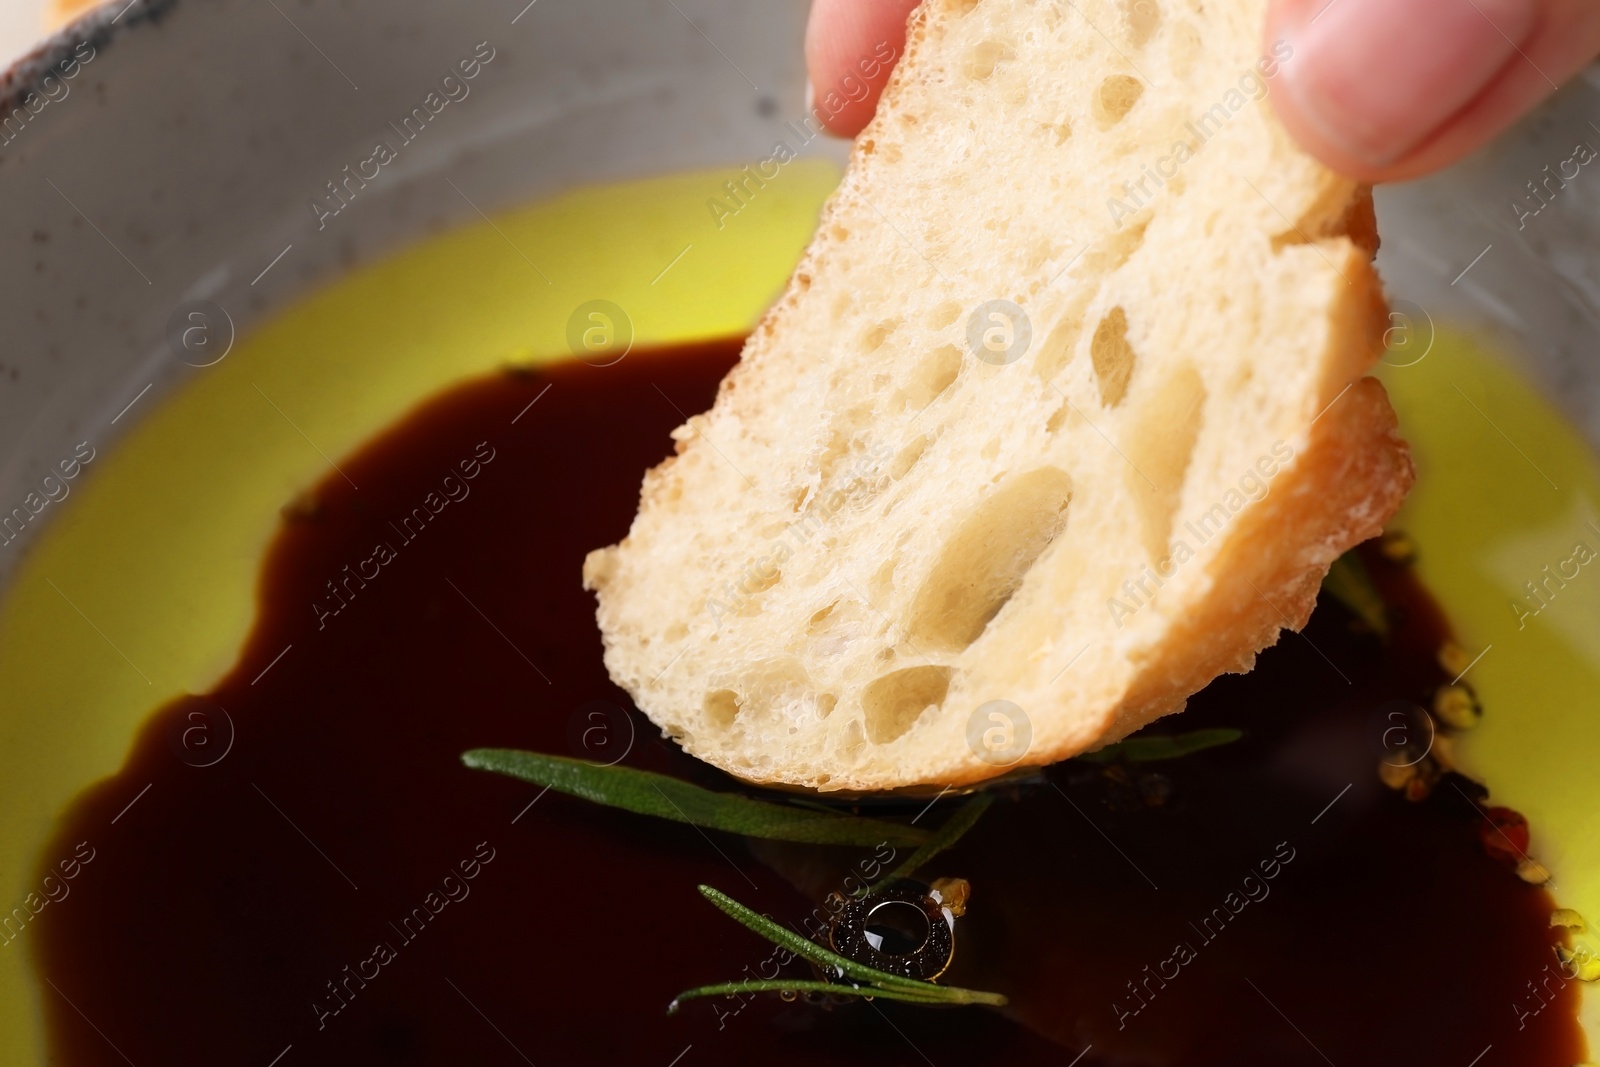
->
[1267,0,1600,182]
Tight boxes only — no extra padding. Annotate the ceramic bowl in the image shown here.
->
[0,0,1596,1058]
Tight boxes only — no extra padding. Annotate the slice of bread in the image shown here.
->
[584,0,1412,792]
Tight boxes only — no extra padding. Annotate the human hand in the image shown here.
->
[805,0,1600,183]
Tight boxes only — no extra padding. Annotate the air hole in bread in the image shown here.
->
[1085,217,1149,274]
[704,689,741,729]
[1124,0,1161,47]
[869,556,897,600]
[1033,310,1084,382]
[964,40,1014,81]
[745,567,782,597]
[1125,362,1207,561]
[808,601,838,631]
[1044,119,1073,146]
[890,436,931,480]
[1044,398,1074,434]
[907,466,1074,651]
[1025,237,1062,274]
[940,0,982,15]
[860,665,951,744]
[1092,74,1144,128]
[1090,307,1138,408]
[928,300,963,330]
[903,344,963,409]
[861,319,899,353]
[816,406,871,483]
[721,659,828,730]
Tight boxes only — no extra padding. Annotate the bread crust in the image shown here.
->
[1103,377,1413,752]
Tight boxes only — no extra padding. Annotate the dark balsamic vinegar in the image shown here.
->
[33,340,1585,1065]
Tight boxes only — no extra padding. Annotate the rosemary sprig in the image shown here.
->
[461,749,930,847]
[1077,727,1243,764]
[696,884,933,989]
[862,792,994,894]
[669,979,987,1011]
[672,885,1007,1012]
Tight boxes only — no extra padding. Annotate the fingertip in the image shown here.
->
[805,0,919,138]
[1265,0,1540,180]
[1269,0,1600,183]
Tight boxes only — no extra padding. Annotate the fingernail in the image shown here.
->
[1277,0,1539,166]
